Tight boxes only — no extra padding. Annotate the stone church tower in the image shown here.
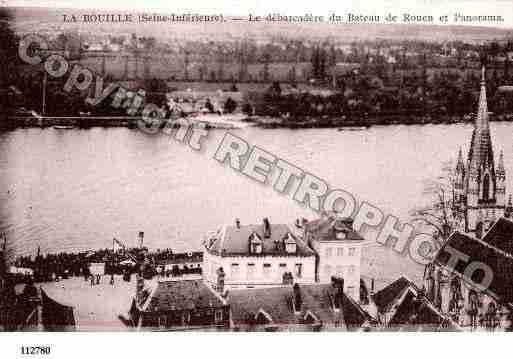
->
[453,67,509,236]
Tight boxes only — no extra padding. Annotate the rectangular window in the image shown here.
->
[263,263,272,279]
[247,263,256,280]
[215,309,223,323]
[158,315,167,328]
[278,263,287,280]
[325,247,333,257]
[230,263,240,279]
[348,265,356,275]
[347,286,355,298]
[337,247,344,256]
[295,263,303,278]
[348,247,356,256]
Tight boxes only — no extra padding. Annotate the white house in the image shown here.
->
[302,214,365,302]
[203,218,316,290]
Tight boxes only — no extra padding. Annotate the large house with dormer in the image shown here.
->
[203,218,317,291]
[203,213,365,303]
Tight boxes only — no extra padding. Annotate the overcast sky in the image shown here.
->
[4,0,513,27]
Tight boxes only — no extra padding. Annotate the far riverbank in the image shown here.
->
[3,112,513,130]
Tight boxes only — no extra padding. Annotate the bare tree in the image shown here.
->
[409,160,460,244]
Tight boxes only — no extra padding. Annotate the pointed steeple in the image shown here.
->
[506,195,513,218]
[498,150,506,176]
[468,66,494,173]
[456,147,465,173]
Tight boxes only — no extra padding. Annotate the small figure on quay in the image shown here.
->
[110,273,115,286]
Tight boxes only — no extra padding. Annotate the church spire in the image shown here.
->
[456,147,465,173]
[468,66,494,172]
[498,150,506,176]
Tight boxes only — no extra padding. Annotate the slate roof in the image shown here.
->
[388,290,460,331]
[205,223,315,257]
[228,284,372,329]
[482,217,513,256]
[434,229,513,304]
[304,215,365,242]
[142,279,226,312]
[372,276,419,315]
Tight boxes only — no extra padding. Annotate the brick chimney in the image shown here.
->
[138,231,144,249]
[331,276,344,311]
[292,283,302,314]
[263,218,271,238]
[216,267,225,294]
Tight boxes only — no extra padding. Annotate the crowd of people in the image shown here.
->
[11,247,202,284]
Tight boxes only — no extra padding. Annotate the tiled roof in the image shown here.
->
[228,284,372,329]
[482,217,513,256]
[388,290,460,331]
[372,276,419,314]
[142,279,225,312]
[305,215,364,242]
[434,230,513,304]
[205,223,315,257]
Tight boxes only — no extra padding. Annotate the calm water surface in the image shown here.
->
[2,123,513,286]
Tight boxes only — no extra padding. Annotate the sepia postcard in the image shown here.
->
[1,0,513,357]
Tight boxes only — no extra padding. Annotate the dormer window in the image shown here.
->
[303,311,319,324]
[249,232,263,254]
[255,309,273,325]
[284,232,297,254]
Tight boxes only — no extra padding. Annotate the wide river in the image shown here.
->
[2,123,513,287]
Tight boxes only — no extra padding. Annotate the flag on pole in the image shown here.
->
[113,238,126,253]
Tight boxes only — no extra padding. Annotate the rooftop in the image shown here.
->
[141,279,226,313]
[228,283,372,329]
[388,290,460,331]
[372,276,420,315]
[481,217,513,256]
[304,214,365,242]
[434,227,513,304]
[205,222,315,257]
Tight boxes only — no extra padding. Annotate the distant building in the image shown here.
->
[129,278,230,330]
[87,43,104,52]
[203,218,316,290]
[302,214,365,301]
[228,280,374,331]
[159,252,203,276]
